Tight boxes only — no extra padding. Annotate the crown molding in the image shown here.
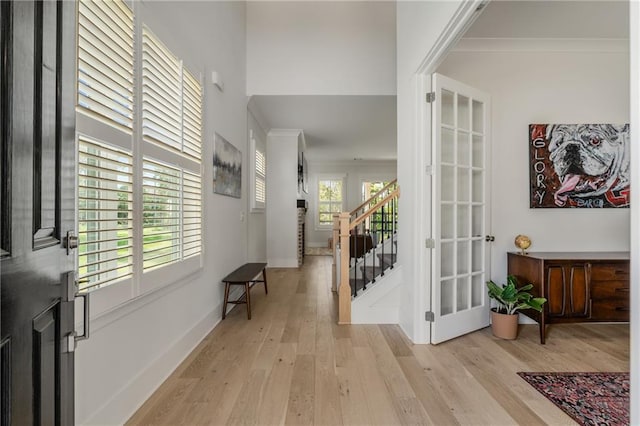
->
[454,37,629,53]
[267,128,303,138]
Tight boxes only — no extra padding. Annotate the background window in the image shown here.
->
[362,181,390,202]
[318,179,343,227]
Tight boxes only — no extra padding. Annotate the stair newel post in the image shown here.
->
[332,214,339,292]
[338,212,351,324]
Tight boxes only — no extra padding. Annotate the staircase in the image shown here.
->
[332,180,400,324]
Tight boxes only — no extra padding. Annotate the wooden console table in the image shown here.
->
[507,252,629,344]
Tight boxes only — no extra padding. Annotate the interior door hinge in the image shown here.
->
[425,238,435,249]
[426,92,435,103]
[425,311,435,322]
[425,165,433,175]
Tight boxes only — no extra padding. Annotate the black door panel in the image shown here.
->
[1,1,76,424]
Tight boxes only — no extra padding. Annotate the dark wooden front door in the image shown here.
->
[1,0,76,424]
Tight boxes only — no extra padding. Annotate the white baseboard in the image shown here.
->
[80,308,220,425]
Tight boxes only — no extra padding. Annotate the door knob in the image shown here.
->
[64,230,79,255]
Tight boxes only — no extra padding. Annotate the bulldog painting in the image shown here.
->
[529,124,630,208]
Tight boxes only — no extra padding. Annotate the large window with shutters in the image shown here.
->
[76,0,202,293]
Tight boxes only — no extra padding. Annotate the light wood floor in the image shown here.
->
[126,255,630,425]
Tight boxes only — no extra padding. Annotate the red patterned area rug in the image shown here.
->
[518,372,629,426]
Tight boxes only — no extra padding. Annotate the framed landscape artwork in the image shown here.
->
[213,133,242,198]
[529,124,630,208]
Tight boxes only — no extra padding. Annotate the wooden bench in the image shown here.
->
[221,263,268,320]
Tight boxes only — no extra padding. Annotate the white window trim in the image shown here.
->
[315,173,346,231]
[249,130,266,212]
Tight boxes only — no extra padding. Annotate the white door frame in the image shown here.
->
[411,0,486,344]
[629,2,639,423]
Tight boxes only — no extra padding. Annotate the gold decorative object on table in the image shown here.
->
[514,234,531,255]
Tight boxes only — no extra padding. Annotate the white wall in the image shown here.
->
[396,1,468,342]
[306,160,397,247]
[266,130,301,267]
[246,1,396,95]
[75,2,248,424]
[247,109,268,262]
[437,45,630,286]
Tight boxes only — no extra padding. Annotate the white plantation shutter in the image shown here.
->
[255,148,266,207]
[142,26,182,151]
[77,4,204,295]
[183,171,202,258]
[142,159,182,270]
[182,70,202,160]
[78,137,134,290]
[77,0,134,131]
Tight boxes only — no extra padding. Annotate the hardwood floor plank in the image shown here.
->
[255,343,297,425]
[284,354,315,425]
[379,324,413,357]
[352,346,404,425]
[126,378,199,425]
[297,303,318,355]
[127,255,630,426]
[396,355,460,425]
[335,364,373,425]
[363,325,418,399]
[226,369,267,426]
[447,341,545,425]
[313,318,343,425]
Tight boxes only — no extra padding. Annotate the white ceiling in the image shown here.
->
[465,0,628,39]
[250,1,628,163]
[250,95,397,162]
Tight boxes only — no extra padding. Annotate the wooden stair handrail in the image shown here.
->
[349,188,400,230]
[350,179,398,216]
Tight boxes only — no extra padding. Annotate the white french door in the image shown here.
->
[431,73,491,344]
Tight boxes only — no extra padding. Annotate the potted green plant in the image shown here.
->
[486,275,547,340]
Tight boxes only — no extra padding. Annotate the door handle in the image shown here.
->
[62,272,91,352]
[75,292,90,342]
[64,230,79,255]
